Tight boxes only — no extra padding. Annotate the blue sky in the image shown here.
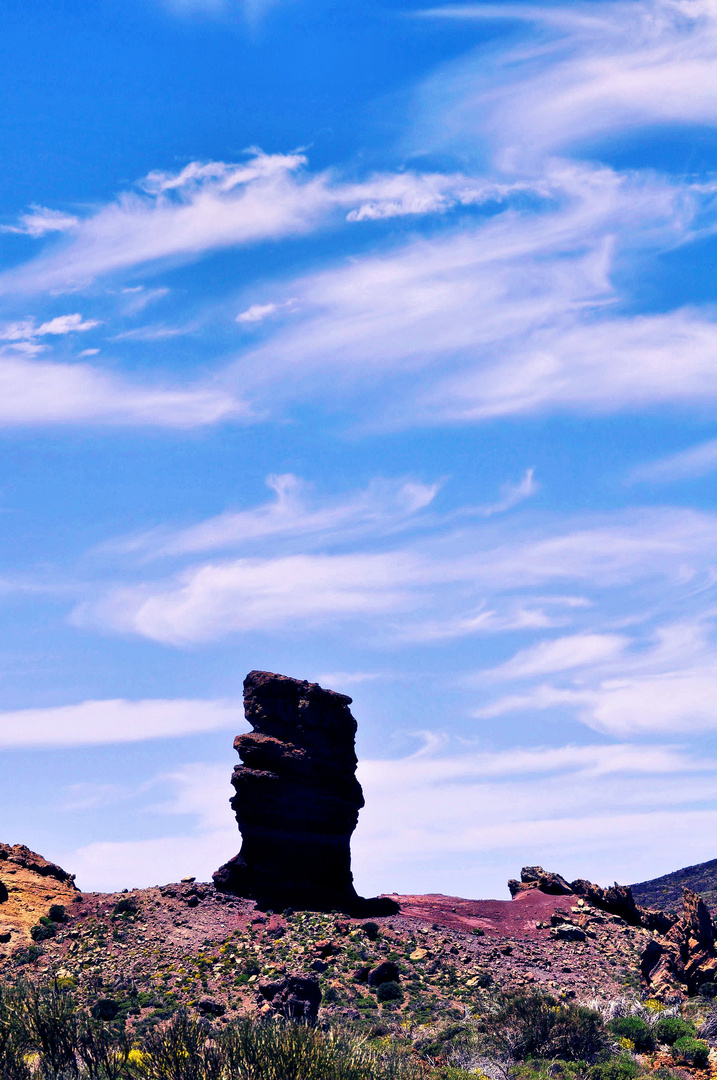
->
[2,0,717,900]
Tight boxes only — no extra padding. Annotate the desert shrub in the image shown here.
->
[361,921,380,940]
[377,981,404,1004]
[486,993,607,1063]
[654,1018,695,1046]
[77,1015,132,1080]
[14,944,44,965]
[671,1036,709,1067]
[48,904,67,923]
[16,981,80,1077]
[609,1017,655,1052]
[489,993,557,1059]
[220,1016,420,1080]
[0,984,32,1080]
[550,1005,608,1062]
[30,921,56,942]
[588,1055,642,1080]
[90,998,119,1022]
[128,1009,221,1080]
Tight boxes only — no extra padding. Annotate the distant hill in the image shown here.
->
[631,858,717,913]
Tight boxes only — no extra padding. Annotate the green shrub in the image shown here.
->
[487,993,607,1063]
[654,1017,695,1046]
[551,1004,608,1061]
[15,944,44,965]
[361,921,380,940]
[589,1055,641,1080]
[30,921,55,941]
[671,1036,709,1067]
[609,1016,655,1052]
[377,981,404,1003]
[112,895,139,917]
[48,904,67,923]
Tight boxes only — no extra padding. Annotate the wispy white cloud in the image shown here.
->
[414,0,717,167]
[0,154,526,295]
[75,504,717,645]
[473,468,538,516]
[106,472,440,559]
[73,551,430,644]
[1,205,79,238]
[477,618,717,736]
[0,313,100,343]
[630,438,717,482]
[236,302,281,324]
[483,632,628,679]
[225,161,717,424]
[0,697,244,747]
[0,351,246,427]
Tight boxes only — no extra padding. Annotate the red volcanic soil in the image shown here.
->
[386,890,574,938]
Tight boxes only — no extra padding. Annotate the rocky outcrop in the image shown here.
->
[508,866,573,897]
[508,866,675,932]
[509,865,717,999]
[0,843,79,949]
[214,670,397,915]
[641,888,717,998]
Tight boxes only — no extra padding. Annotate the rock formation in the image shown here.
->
[509,865,717,999]
[213,670,397,915]
[0,843,78,948]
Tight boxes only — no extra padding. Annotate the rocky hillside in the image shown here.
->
[632,858,717,913]
[0,846,671,1034]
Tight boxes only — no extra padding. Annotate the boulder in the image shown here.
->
[551,924,586,942]
[257,974,322,1021]
[367,961,400,987]
[213,670,398,915]
[197,998,226,1017]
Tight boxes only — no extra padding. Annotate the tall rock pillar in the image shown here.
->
[213,670,396,914]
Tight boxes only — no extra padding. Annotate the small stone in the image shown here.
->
[410,948,428,961]
[181,876,196,884]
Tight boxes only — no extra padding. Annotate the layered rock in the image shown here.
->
[214,670,397,915]
[0,843,79,948]
[641,888,717,998]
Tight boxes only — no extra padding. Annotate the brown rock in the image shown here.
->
[520,866,573,895]
[683,887,714,950]
[0,843,78,944]
[213,670,398,915]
